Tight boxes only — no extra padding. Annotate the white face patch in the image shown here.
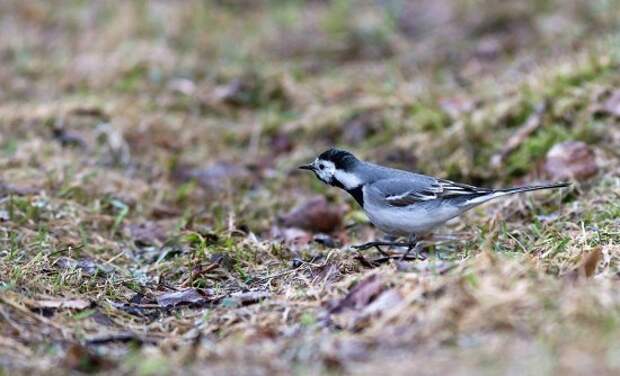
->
[313,159,336,184]
[312,158,362,189]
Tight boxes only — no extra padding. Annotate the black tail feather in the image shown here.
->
[498,182,571,194]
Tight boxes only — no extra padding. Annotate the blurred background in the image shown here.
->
[2,0,618,221]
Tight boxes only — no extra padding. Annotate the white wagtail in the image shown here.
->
[299,148,569,258]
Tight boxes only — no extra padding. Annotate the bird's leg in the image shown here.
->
[399,234,420,261]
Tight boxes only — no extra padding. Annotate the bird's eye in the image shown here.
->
[319,164,325,170]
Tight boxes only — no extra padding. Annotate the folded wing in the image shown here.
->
[370,177,492,207]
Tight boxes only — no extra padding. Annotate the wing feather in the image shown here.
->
[372,177,492,207]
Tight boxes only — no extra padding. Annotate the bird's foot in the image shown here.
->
[399,235,424,261]
[352,241,410,251]
[353,236,424,261]
[399,243,426,261]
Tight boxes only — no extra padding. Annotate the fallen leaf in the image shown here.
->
[280,196,343,233]
[567,247,603,281]
[329,274,385,314]
[582,248,603,277]
[156,289,208,308]
[360,289,403,316]
[544,141,598,181]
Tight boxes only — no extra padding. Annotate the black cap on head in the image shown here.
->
[318,148,358,171]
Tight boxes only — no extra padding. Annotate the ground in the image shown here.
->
[1,1,620,375]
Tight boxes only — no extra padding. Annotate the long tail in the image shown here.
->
[464,182,570,206]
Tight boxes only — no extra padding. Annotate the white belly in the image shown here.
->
[364,201,462,236]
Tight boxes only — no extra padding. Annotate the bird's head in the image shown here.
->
[299,148,363,190]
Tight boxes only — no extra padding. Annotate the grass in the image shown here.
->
[1,1,620,375]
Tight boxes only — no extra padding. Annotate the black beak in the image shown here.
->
[298,164,314,171]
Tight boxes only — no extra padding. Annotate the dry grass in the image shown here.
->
[1,1,620,375]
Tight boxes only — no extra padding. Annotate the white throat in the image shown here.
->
[334,170,363,190]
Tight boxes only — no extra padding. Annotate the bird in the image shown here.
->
[299,148,569,259]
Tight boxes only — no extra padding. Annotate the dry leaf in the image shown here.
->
[566,247,603,281]
[361,289,403,316]
[544,141,598,181]
[580,247,603,278]
[281,196,343,233]
[329,274,385,314]
[156,289,208,308]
